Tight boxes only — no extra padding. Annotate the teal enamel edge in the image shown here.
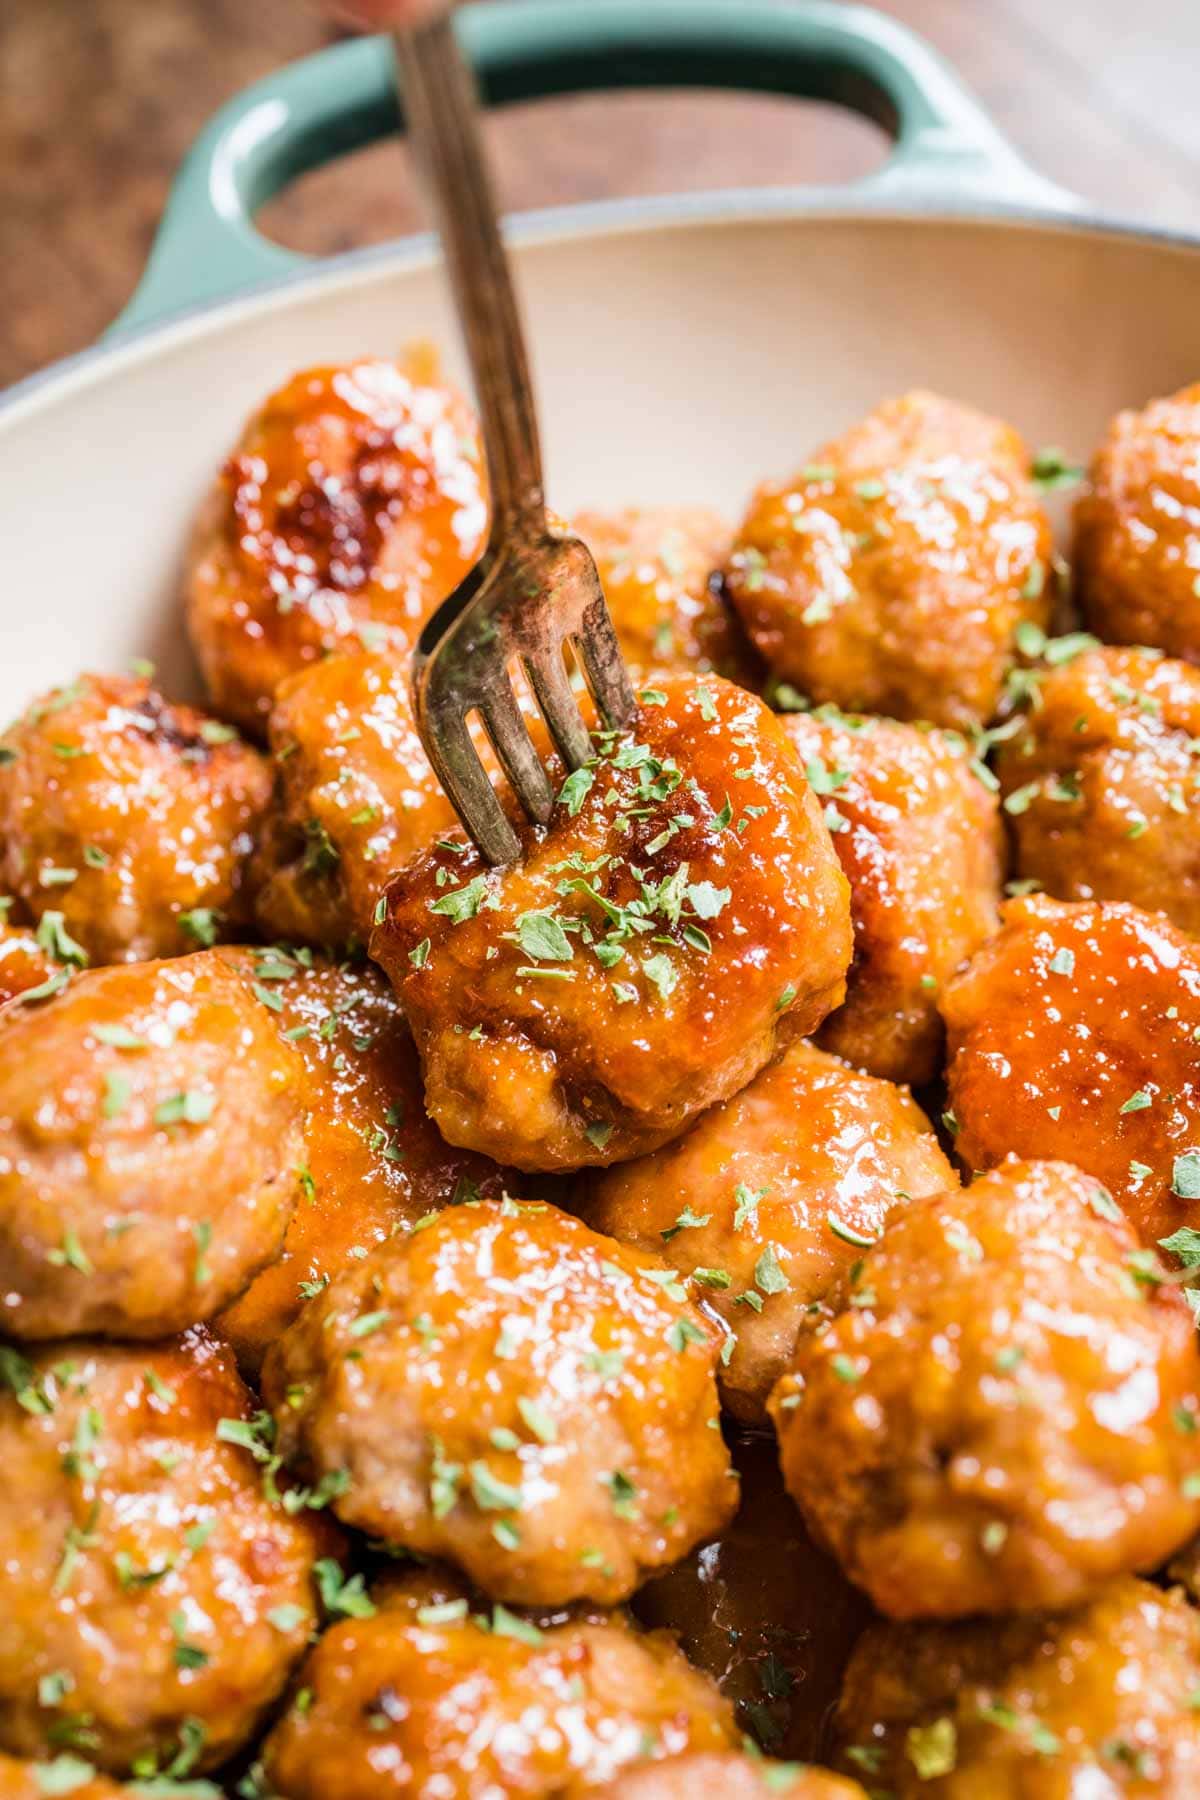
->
[112,0,1079,340]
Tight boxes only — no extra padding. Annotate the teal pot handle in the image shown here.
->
[113,0,1079,339]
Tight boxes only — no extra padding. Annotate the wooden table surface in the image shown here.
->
[4,0,1198,389]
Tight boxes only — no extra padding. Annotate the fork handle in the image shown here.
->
[394,16,546,539]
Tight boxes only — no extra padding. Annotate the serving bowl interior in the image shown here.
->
[3,205,1198,719]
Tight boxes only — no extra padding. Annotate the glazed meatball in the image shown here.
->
[0,1754,127,1798]
[594,1754,865,1798]
[262,1568,736,1799]
[634,1434,873,1765]
[186,354,487,733]
[215,949,508,1373]
[251,651,457,949]
[373,673,852,1170]
[995,644,1200,934]
[0,921,57,1009]
[724,391,1052,729]
[942,894,1200,1248]
[587,1038,953,1423]
[0,674,271,965]
[0,950,305,1339]
[0,1331,326,1775]
[834,1577,1200,1795]
[263,1198,736,1607]
[781,710,1003,1085]
[1075,380,1200,661]
[769,1160,1200,1620]
[574,506,757,684]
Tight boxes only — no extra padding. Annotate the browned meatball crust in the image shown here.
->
[634,1434,873,1766]
[262,1568,738,1799]
[215,949,508,1374]
[769,1160,1200,1620]
[1075,381,1200,661]
[594,1754,865,1798]
[0,674,271,965]
[0,1331,327,1776]
[250,651,457,949]
[574,507,757,684]
[587,1038,954,1423]
[942,894,1200,1250]
[835,1577,1200,1796]
[781,710,1003,1084]
[186,355,487,733]
[995,644,1200,934]
[263,1199,737,1607]
[373,673,852,1171]
[724,392,1052,730]
[0,951,305,1339]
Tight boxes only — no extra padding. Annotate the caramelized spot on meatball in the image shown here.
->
[781,710,1003,1085]
[942,894,1200,1248]
[595,1752,866,1797]
[373,673,851,1171]
[995,644,1200,935]
[724,392,1052,729]
[634,1434,873,1765]
[770,1160,1200,1620]
[262,1198,737,1607]
[587,1038,953,1423]
[0,674,271,965]
[835,1577,1200,1795]
[0,951,305,1339]
[1075,380,1200,662]
[185,354,488,732]
[215,950,509,1374]
[262,1566,737,1799]
[0,921,57,1011]
[250,651,457,949]
[575,507,758,685]
[0,1331,330,1775]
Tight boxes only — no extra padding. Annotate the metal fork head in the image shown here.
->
[412,528,636,866]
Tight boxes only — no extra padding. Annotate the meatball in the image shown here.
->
[634,1434,873,1765]
[0,950,305,1339]
[0,921,57,1010]
[262,1568,737,1799]
[574,506,757,684]
[0,1331,327,1775]
[250,651,457,949]
[186,354,487,733]
[0,1754,125,1799]
[995,644,1200,935]
[1075,380,1200,661]
[262,1198,736,1607]
[587,1038,953,1424]
[834,1577,1200,1796]
[942,894,1200,1248]
[781,710,1003,1085]
[724,391,1052,729]
[594,1754,865,1798]
[373,673,852,1170]
[215,949,508,1373]
[769,1160,1200,1620]
[0,674,271,965]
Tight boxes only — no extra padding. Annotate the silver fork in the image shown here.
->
[394,16,635,866]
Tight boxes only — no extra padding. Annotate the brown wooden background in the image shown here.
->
[4,0,1198,389]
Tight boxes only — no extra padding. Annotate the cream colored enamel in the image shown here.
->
[2,207,1199,718]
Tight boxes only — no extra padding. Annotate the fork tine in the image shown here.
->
[575,594,637,731]
[420,695,521,867]
[523,646,592,771]
[477,675,555,826]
